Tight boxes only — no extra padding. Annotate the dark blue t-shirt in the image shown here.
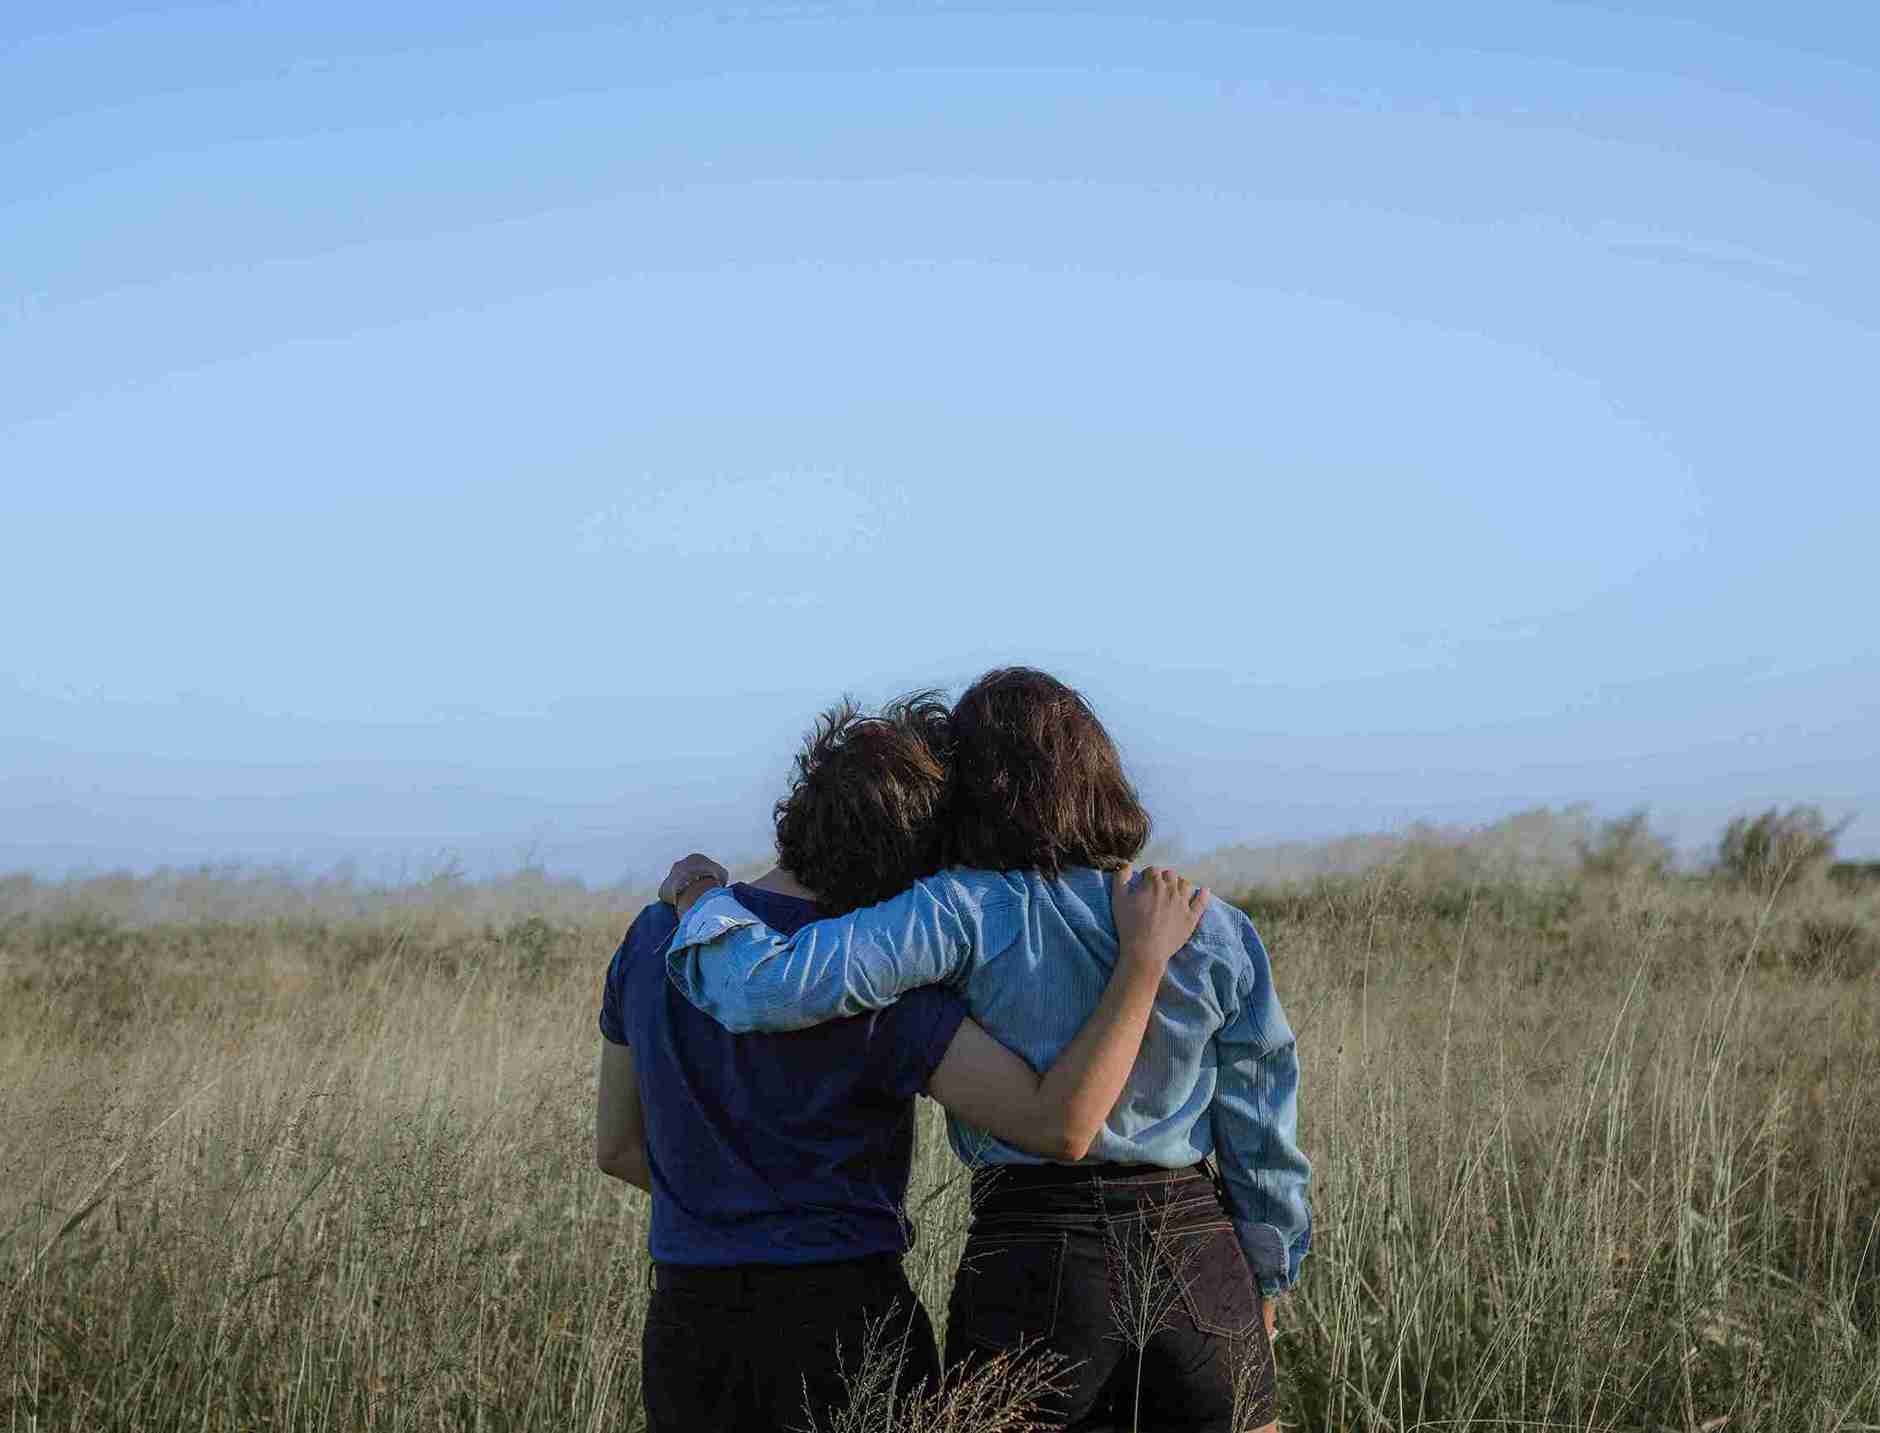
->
[600,883,968,1266]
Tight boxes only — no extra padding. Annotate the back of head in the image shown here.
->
[773,692,952,915]
[944,667,1151,877]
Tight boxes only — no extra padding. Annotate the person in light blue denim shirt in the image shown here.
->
[666,668,1308,1433]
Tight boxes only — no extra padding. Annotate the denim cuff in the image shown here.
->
[666,886,759,951]
[1234,1220,1296,1297]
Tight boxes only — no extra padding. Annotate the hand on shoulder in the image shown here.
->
[660,853,729,911]
[1109,862,1209,970]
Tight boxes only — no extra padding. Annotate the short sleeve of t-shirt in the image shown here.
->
[870,986,970,1101]
[598,903,680,1046]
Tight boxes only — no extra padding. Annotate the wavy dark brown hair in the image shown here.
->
[772,692,953,915]
[943,667,1151,877]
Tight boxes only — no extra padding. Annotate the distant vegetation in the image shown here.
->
[1713,804,1848,889]
[1575,807,1676,881]
[2,805,1875,1429]
[2,801,1862,928]
[0,857,649,927]
[1831,859,1880,889]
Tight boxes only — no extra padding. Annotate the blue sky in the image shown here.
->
[4,1,1877,880]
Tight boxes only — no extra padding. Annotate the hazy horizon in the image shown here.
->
[7,669,1873,884]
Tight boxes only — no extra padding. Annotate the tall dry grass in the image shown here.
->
[3,851,1877,1430]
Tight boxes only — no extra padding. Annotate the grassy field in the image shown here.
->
[3,855,1877,1431]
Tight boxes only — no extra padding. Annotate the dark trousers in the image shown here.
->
[945,1163,1276,1432]
[642,1253,940,1433]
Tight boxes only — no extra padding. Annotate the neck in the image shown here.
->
[746,866,821,904]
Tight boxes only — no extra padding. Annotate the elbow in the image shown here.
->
[694,991,767,1035]
[599,1153,650,1190]
[1034,1096,1106,1162]
[1043,1121,1099,1164]
[595,1141,638,1182]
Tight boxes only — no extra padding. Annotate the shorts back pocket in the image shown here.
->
[945,1231,1069,1355]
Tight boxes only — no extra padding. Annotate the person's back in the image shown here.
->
[882,867,1275,1167]
[605,884,963,1268]
[598,696,971,1433]
[605,883,965,1432]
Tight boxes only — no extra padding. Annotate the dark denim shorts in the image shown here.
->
[642,1253,939,1433]
[945,1162,1276,1432]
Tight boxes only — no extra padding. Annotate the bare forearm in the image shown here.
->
[1033,949,1165,1156]
[595,1042,653,1194]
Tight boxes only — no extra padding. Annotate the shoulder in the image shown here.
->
[615,902,681,970]
[1194,895,1264,956]
[1193,897,1270,979]
[600,902,679,1046]
[1187,898,1282,1025]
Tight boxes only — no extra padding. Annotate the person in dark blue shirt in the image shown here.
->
[595,694,1209,1433]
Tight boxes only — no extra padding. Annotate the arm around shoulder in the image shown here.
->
[665,873,1006,1033]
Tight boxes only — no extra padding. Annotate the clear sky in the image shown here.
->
[5,1,1877,881]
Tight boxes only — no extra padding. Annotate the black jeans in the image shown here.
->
[945,1163,1276,1432]
[642,1254,940,1433]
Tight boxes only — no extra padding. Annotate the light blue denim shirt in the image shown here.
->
[666,866,1312,1295]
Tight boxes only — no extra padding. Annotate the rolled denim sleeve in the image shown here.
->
[665,877,991,1033]
[1210,923,1312,1296]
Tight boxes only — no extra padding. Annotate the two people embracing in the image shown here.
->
[595,667,1310,1432]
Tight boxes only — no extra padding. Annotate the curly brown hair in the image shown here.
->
[943,667,1151,877]
[772,692,953,915]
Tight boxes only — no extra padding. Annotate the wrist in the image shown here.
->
[1117,942,1170,973]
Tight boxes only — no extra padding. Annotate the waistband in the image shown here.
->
[653,1251,909,1297]
[969,1159,1211,1192]
[967,1160,1230,1234]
